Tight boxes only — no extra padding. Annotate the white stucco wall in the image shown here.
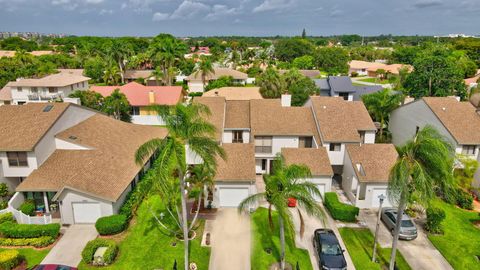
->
[0,151,38,177]
[0,163,22,191]
[323,143,346,165]
[112,185,133,214]
[255,136,300,158]
[131,115,166,126]
[364,131,376,144]
[186,145,203,165]
[11,81,89,104]
[55,139,91,150]
[57,189,114,224]
[188,82,204,93]
[307,175,333,201]
[222,130,250,144]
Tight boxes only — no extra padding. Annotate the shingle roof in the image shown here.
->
[202,87,262,100]
[16,114,168,201]
[8,73,90,87]
[422,97,480,144]
[0,85,12,101]
[314,79,330,91]
[0,103,71,151]
[349,60,386,70]
[225,100,250,129]
[124,70,154,79]
[187,68,248,81]
[346,144,398,183]
[193,96,226,142]
[281,148,333,176]
[215,143,256,182]
[57,69,85,76]
[351,85,383,101]
[328,76,356,93]
[310,96,376,143]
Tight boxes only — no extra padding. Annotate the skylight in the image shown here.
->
[43,105,54,112]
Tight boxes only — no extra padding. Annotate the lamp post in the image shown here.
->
[372,194,386,263]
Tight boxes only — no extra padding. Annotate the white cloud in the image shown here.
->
[51,0,70,5]
[252,0,294,13]
[99,8,113,14]
[170,1,210,19]
[152,12,169,21]
[85,0,104,4]
[125,0,170,12]
[205,4,237,20]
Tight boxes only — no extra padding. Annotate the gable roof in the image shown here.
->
[186,68,248,81]
[0,85,12,101]
[16,114,168,202]
[215,143,256,182]
[279,70,320,79]
[124,70,154,80]
[351,85,384,101]
[203,87,262,100]
[0,103,71,151]
[346,144,398,183]
[90,82,183,106]
[349,60,386,70]
[7,73,90,88]
[309,96,376,143]
[193,96,226,142]
[281,148,333,176]
[225,100,250,129]
[328,76,356,93]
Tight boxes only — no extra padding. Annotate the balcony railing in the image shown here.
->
[28,94,59,101]
[255,146,272,154]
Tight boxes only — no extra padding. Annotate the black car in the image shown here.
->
[313,229,347,270]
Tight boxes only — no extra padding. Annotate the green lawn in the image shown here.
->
[428,200,480,270]
[251,207,313,270]
[339,228,411,270]
[78,195,210,270]
[0,248,50,269]
[357,77,390,84]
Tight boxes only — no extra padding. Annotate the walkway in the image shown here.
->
[42,224,98,267]
[208,208,251,270]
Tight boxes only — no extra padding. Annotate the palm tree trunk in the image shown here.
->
[179,171,189,270]
[188,193,202,231]
[118,60,125,84]
[279,216,286,270]
[389,192,407,270]
[379,118,384,140]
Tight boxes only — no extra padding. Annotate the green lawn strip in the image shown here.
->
[78,195,210,270]
[339,228,411,270]
[428,199,480,270]
[0,247,50,269]
[357,77,390,84]
[251,207,313,270]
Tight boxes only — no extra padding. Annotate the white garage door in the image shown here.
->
[314,184,326,202]
[72,202,102,223]
[219,188,249,207]
[371,188,392,208]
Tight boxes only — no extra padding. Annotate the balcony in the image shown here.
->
[28,94,59,101]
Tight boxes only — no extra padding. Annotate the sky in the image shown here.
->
[0,0,479,37]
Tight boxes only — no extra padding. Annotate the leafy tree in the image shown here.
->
[103,39,134,84]
[152,67,165,86]
[84,57,106,83]
[288,77,317,106]
[102,89,131,122]
[454,53,478,78]
[292,55,315,70]
[275,38,314,62]
[204,76,234,91]
[301,29,306,39]
[247,65,263,78]
[178,58,195,76]
[392,46,421,65]
[194,56,215,89]
[314,47,349,75]
[135,103,225,270]
[387,126,456,270]
[102,65,121,85]
[0,37,38,51]
[238,154,324,270]
[148,34,187,86]
[69,90,104,111]
[257,67,285,98]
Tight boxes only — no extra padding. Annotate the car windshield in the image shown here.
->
[401,220,414,227]
[321,243,342,255]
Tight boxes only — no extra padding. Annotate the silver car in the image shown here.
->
[381,208,417,240]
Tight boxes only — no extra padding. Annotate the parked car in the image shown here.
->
[312,228,347,270]
[33,265,78,270]
[381,207,417,240]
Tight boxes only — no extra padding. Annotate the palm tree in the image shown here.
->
[188,163,215,226]
[135,103,225,270]
[103,65,121,85]
[194,56,215,90]
[151,67,165,86]
[148,34,187,86]
[387,126,456,270]
[257,67,285,98]
[361,89,403,141]
[104,40,133,84]
[238,154,324,270]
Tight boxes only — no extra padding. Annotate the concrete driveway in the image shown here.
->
[42,224,98,267]
[208,208,251,270]
[359,209,453,270]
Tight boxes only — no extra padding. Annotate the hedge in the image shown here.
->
[0,213,14,224]
[0,222,60,238]
[0,250,23,270]
[119,168,155,220]
[425,207,446,234]
[323,192,359,222]
[95,215,127,235]
[82,238,118,265]
[19,200,35,216]
[0,236,55,248]
[454,188,473,210]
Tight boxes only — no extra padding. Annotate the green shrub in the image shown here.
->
[0,236,55,247]
[425,207,446,234]
[0,222,60,238]
[82,238,118,265]
[119,169,154,220]
[19,200,35,216]
[323,192,359,222]
[95,215,127,235]
[0,250,23,270]
[0,201,7,210]
[0,213,15,224]
[454,189,473,210]
[0,184,8,198]
[188,92,203,97]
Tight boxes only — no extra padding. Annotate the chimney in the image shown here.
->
[148,90,155,104]
[281,94,291,107]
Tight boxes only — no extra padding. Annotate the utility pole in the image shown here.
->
[372,194,386,263]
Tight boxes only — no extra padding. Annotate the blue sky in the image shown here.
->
[0,0,478,36]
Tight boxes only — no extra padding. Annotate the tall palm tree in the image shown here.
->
[151,67,165,86]
[387,126,456,270]
[135,103,225,270]
[238,154,324,270]
[104,40,133,84]
[257,67,285,98]
[194,56,215,90]
[188,163,215,226]
[103,65,121,85]
[148,34,187,86]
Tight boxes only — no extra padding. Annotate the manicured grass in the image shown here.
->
[339,228,411,270]
[0,247,50,269]
[78,195,210,270]
[251,207,313,270]
[428,199,480,270]
[357,77,390,84]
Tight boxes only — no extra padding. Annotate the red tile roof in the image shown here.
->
[90,82,183,107]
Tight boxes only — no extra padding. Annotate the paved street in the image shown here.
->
[359,209,453,270]
[41,224,98,267]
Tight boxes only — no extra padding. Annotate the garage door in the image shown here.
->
[219,188,249,207]
[314,184,326,202]
[371,188,392,208]
[72,202,102,223]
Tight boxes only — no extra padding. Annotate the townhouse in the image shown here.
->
[186,68,248,93]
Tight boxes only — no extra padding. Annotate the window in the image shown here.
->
[329,143,341,151]
[339,92,349,100]
[82,82,85,88]
[31,87,38,93]
[462,145,476,155]
[70,85,74,91]
[48,87,57,93]
[299,137,313,148]
[17,87,23,92]
[261,159,267,170]
[131,106,140,116]
[232,131,243,143]
[7,152,28,167]
[255,136,272,153]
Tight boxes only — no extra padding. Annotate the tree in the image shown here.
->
[288,77,317,106]
[188,163,215,224]
[152,67,165,86]
[69,90,104,110]
[84,57,106,83]
[204,76,234,91]
[135,103,225,270]
[275,38,314,62]
[392,46,421,65]
[103,39,133,84]
[387,126,456,270]
[314,47,349,75]
[292,55,315,70]
[194,56,215,90]
[238,154,324,270]
[148,34,187,86]
[361,89,403,141]
[301,29,306,39]
[102,89,131,122]
[102,65,121,85]
[257,67,285,98]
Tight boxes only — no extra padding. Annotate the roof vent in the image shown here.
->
[322,105,327,109]
[68,135,77,140]
[442,107,446,111]
[43,105,54,112]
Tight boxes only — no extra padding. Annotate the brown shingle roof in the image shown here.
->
[0,85,12,101]
[8,73,90,87]
[202,87,262,100]
[225,100,250,129]
[346,144,398,183]
[124,70,154,79]
[0,103,70,151]
[16,114,168,202]
[310,96,376,143]
[422,97,480,144]
[215,143,255,182]
[193,96,226,142]
[187,68,248,81]
[281,148,333,176]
